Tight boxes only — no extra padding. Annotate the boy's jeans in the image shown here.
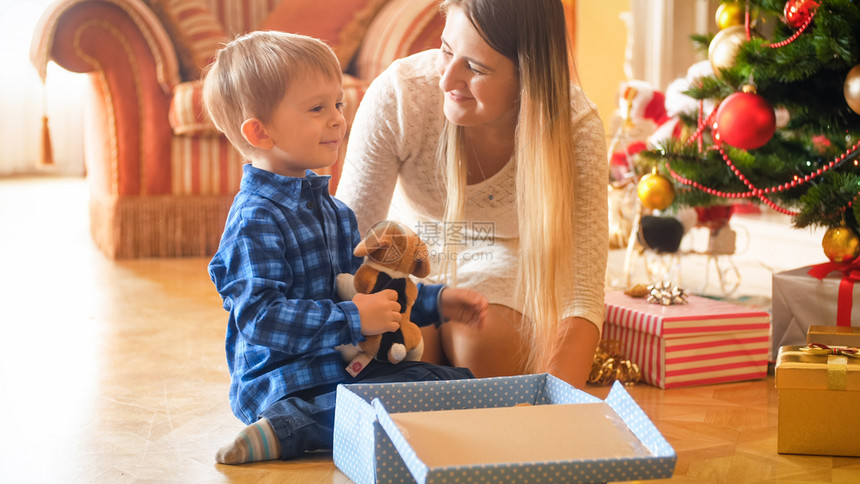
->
[260,360,474,459]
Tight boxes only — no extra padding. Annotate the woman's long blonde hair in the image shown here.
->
[438,0,578,373]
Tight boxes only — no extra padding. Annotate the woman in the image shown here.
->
[336,0,607,388]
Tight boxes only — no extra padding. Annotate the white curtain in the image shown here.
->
[628,0,720,91]
[0,0,86,176]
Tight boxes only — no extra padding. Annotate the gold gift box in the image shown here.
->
[807,325,860,348]
[775,345,860,456]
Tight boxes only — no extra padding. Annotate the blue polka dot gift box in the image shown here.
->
[333,373,676,483]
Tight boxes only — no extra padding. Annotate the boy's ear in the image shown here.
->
[241,118,274,149]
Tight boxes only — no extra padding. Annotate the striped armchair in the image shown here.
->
[31,0,443,258]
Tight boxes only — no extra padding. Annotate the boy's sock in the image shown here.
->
[216,418,281,464]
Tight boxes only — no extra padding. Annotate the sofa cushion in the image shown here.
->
[169,80,218,135]
[354,0,443,81]
[260,0,390,69]
[145,0,229,80]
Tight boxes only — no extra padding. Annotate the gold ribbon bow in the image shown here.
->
[800,343,860,391]
[589,340,641,387]
[646,281,688,306]
[800,343,860,357]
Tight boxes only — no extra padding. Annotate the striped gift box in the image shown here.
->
[603,291,771,389]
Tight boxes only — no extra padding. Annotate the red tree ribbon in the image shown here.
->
[808,256,860,326]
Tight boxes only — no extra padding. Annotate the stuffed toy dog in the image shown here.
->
[336,220,431,372]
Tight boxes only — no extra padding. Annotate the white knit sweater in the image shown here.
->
[336,50,608,331]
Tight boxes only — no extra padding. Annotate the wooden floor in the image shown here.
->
[1,176,858,483]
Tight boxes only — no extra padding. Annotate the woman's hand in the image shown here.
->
[439,287,488,329]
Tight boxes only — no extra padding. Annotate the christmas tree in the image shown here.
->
[638,0,860,262]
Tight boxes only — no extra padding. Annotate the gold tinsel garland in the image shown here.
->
[588,340,641,387]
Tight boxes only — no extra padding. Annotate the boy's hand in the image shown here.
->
[440,287,487,329]
[353,290,401,335]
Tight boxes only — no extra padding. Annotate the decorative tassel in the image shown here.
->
[38,77,54,166]
[40,115,54,165]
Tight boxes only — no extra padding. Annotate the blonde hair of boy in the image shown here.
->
[202,31,343,159]
[438,0,581,374]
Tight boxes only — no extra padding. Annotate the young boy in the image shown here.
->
[203,31,487,464]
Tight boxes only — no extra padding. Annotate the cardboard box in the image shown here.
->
[772,265,860,359]
[775,345,860,456]
[333,374,676,484]
[807,325,860,347]
[604,291,770,388]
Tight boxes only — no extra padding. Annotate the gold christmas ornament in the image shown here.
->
[822,225,860,263]
[845,64,860,116]
[708,25,747,77]
[637,170,675,211]
[715,2,745,30]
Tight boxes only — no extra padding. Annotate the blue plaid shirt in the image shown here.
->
[209,165,443,424]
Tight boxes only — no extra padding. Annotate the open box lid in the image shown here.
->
[373,381,676,483]
[333,373,609,484]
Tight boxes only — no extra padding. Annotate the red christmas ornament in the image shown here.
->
[714,92,776,150]
[784,0,819,29]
